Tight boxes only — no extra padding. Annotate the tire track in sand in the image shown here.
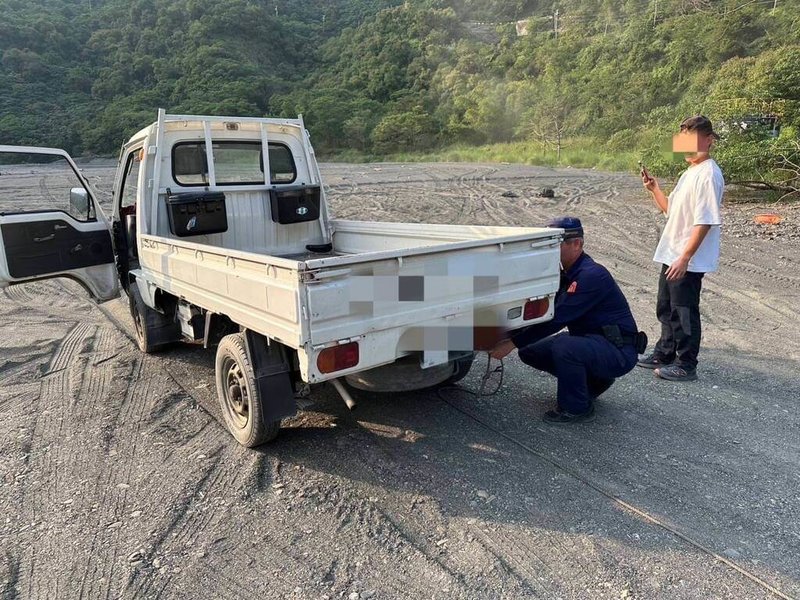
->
[16,322,92,599]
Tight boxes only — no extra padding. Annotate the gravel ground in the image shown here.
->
[0,162,798,599]
[724,202,800,241]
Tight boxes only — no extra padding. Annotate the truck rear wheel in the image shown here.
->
[444,352,476,385]
[215,333,280,447]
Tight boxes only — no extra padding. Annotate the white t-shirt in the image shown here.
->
[653,158,724,273]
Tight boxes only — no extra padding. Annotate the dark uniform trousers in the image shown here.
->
[654,264,704,369]
[518,333,637,414]
[510,252,639,415]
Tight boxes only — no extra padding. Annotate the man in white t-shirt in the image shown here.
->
[637,115,724,381]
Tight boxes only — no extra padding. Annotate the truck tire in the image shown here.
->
[128,286,181,354]
[215,333,280,447]
[444,352,476,385]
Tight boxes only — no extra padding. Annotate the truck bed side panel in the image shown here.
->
[137,235,304,347]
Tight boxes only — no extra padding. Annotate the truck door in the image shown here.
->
[111,145,144,293]
[0,146,119,301]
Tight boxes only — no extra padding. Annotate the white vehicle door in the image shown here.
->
[0,145,119,301]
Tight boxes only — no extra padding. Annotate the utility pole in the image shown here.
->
[772,0,778,12]
[653,0,658,26]
[554,9,559,40]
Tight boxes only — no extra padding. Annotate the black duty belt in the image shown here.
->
[601,325,648,353]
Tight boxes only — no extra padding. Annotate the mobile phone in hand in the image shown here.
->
[638,161,651,181]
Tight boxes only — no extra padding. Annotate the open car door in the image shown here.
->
[0,145,119,301]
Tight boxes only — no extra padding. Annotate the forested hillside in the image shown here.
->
[1,0,799,187]
[0,0,399,151]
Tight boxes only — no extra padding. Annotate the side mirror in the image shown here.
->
[69,187,90,218]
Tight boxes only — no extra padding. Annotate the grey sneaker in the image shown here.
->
[655,364,698,382]
[637,353,674,369]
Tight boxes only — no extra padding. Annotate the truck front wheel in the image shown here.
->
[215,333,280,447]
[128,287,179,354]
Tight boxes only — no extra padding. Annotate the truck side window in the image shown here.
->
[171,141,297,186]
[120,150,142,208]
[0,150,95,221]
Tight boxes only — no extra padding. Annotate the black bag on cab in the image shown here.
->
[165,190,228,237]
[270,185,321,225]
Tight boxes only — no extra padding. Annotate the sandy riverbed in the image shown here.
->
[1,162,798,599]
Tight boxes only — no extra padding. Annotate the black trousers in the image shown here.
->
[653,264,704,369]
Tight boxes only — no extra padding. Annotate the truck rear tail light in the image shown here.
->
[523,298,549,320]
[317,342,360,374]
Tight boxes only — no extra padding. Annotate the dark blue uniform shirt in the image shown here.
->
[511,252,637,348]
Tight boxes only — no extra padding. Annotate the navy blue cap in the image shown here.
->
[548,216,584,240]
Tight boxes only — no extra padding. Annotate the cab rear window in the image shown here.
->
[172,141,297,186]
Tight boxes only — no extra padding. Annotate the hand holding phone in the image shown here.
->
[639,161,657,191]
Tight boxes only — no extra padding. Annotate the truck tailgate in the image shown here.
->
[302,221,561,372]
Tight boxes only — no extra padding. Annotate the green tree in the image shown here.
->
[371,108,438,153]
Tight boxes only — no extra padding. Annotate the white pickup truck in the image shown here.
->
[0,110,563,446]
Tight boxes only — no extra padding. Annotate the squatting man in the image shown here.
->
[490,217,646,424]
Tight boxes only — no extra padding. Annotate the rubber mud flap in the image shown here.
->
[244,330,297,423]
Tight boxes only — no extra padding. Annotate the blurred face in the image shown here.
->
[673,130,714,162]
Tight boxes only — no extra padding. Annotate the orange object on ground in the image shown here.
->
[754,213,782,225]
